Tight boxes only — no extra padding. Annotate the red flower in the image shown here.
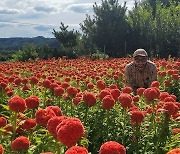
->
[167,148,180,154]
[6,90,13,97]
[99,89,111,100]
[102,95,115,110]
[56,118,85,147]
[109,84,118,89]
[87,83,94,89]
[46,106,63,116]
[122,86,132,94]
[99,141,126,154]
[54,86,64,96]
[35,108,56,127]
[133,96,139,102]
[65,146,88,154]
[143,87,160,101]
[0,144,4,154]
[11,136,30,151]
[8,96,27,112]
[25,95,40,109]
[130,110,145,125]
[14,78,21,86]
[83,92,96,107]
[172,128,180,135]
[0,117,7,128]
[30,76,39,84]
[118,93,132,108]
[159,92,169,101]
[47,116,68,137]
[42,79,51,88]
[164,97,175,102]
[163,102,178,116]
[110,89,121,101]
[96,80,106,90]
[164,80,172,87]
[150,81,160,88]
[136,88,145,96]
[22,119,36,131]
[67,86,78,97]
[73,97,81,106]
[61,82,70,89]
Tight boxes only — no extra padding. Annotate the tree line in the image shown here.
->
[1,0,179,61]
[53,0,179,58]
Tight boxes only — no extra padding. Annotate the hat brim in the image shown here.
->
[134,54,147,57]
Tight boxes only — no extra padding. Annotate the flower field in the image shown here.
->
[0,57,179,154]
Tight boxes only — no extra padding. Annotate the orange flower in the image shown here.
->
[99,141,126,154]
[8,96,27,112]
[118,93,132,108]
[83,92,96,107]
[167,148,180,154]
[0,144,4,154]
[102,95,115,110]
[11,136,30,151]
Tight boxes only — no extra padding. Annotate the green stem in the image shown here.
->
[12,111,18,140]
[84,105,89,125]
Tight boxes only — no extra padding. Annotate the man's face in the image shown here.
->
[134,56,147,71]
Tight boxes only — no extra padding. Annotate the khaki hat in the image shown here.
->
[133,49,148,58]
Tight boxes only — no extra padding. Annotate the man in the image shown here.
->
[125,49,157,93]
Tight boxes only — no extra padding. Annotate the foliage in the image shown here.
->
[81,0,130,57]
[0,58,179,154]
[12,44,38,62]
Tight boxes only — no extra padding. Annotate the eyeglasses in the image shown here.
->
[134,58,147,63]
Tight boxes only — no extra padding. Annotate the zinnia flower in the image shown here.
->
[150,81,160,88]
[0,144,4,154]
[65,146,88,154]
[163,102,178,116]
[47,116,68,137]
[46,106,63,116]
[96,80,106,90]
[35,108,56,127]
[143,87,160,101]
[110,89,121,101]
[8,96,27,112]
[56,118,85,147]
[11,136,30,151]
[67,86,78,97]
[136,88,145,96]
[118,93,132,108]
[25,95,40,109]
[99,89,111,100]
[54,86,64,96]
[167,148,180,154]
[102,95,115,110]
[22,119,36,131]
[99,141,126,154]
[0,117,7,128]
[130,110,145,125]
[122,86,132,94]
[83,92,96,107]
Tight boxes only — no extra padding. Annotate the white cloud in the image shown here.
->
[65,3,94,14]
[0,0,135,38]
[0,8,24,14]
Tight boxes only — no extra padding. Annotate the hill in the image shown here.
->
[0,36,60,51]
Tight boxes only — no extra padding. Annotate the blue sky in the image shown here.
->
[0,0,135,38]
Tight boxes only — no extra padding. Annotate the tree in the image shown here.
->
[52,22,81,58]
[81,0,130,57]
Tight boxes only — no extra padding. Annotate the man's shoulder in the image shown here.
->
[147,60,157,69]
[147,60,156,66]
